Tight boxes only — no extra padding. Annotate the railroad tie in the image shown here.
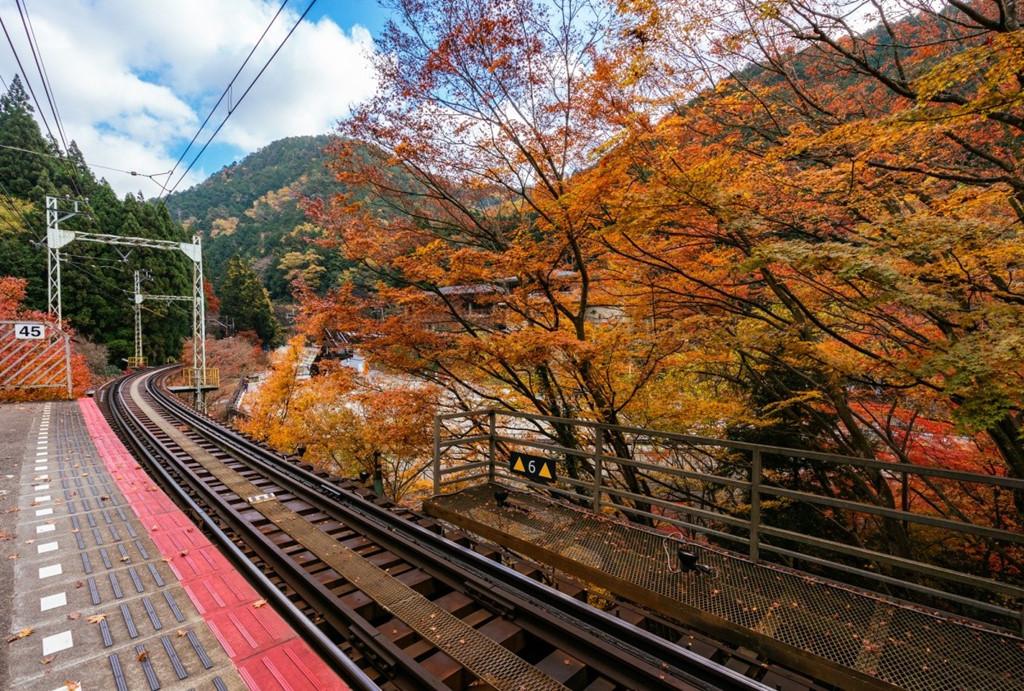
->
[130,379,567,691]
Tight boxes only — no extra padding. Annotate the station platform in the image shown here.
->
[0,399,348,691]
[425,482,1024,691]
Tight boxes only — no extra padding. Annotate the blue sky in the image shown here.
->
[0,1,390,196]
[185,2,392,179]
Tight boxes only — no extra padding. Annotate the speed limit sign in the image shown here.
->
[13,322,45,339]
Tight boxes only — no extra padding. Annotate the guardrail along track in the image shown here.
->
[105,367,781,691]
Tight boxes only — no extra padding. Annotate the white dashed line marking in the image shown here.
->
[35,494,51,503]
[37,541,58,554]
[35,507,53,517]
[39,592,66,611]
[41,630,73,655]
[38,563,62,578]
[36,523,55,534]
[34,483,50,491]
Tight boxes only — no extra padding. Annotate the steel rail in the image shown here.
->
[102,373,380,691]
[141,366,769,691]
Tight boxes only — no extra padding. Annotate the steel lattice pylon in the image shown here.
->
[46,195,212,409]
[131,269,193,369]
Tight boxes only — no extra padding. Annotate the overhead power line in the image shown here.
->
[161,0,319,199]
[15,0,68,153]
[0,176,39,237]
[2,2,86,197]
[0,142,170,186]
[0,11,56,143]
[158,0,291,199]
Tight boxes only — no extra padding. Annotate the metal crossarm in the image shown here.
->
[46,195,210,408]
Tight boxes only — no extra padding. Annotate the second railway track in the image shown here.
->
[103,366,774,691]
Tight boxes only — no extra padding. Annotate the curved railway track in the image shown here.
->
[103,366,783,691]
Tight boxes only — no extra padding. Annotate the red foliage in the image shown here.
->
[204,279,221,314]
[0,276,91,401]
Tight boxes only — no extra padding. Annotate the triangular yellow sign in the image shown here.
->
[538,462,552,479]
[513,458,526,472]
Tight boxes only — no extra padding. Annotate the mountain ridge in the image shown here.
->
[164,134,352,299]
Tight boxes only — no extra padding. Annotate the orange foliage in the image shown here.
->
[292,0,1024,584]
[241,336,439,502]
[0,276,91,400]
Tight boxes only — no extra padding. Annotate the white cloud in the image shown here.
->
[0,1,376,197]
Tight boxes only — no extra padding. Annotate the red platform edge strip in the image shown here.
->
[78,398,350,691]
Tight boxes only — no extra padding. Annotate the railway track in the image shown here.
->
[103,367,782,691]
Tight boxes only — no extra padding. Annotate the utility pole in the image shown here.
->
[181,235,209,411]
[45,196,83,322]
[129,270,146,368]
[45,195,216,410]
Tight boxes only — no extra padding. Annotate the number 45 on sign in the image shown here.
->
[14,322,45,339]
[509,451,557,483]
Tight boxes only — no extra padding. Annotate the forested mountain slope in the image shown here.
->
[164,135,358,300]
[0,76,191,368]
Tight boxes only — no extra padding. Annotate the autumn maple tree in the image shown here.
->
[241,0,1024,600]
[241,335,439,502]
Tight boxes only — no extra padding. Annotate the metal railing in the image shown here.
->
[432,408,1024,633]
[180,366,219,388]
[0,320,73,399]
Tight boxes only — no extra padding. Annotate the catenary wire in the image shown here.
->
[163,0,318,197]
[157,0,291,199]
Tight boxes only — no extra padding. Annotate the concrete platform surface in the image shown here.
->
[0,398,348,691]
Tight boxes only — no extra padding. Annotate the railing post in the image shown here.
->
[487,409,496,482]
[592,427,603,513]
[749,448,761,563]
[901,470,909,534]
[432,415,441,496]
[63,333,72,399]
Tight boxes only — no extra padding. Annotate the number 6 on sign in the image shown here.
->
[13,322,45,339]
[509,451,557,483]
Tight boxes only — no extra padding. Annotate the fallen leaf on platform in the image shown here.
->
[6,554,17,560]
[6,627,33,642]
[86,614,106,624]
[40,655,56,665]
[252,599,267,608]
[136,650,148,662]
[67,612,80,621]
[176,630,188,638]
[64,681,80,691]
[74,580,84,589]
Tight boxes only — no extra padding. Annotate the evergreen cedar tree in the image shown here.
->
[241,0,1024,586]
[0,75,192,369]
[218,257,282,347]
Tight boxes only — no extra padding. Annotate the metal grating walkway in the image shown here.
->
[425,483,1024,691]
